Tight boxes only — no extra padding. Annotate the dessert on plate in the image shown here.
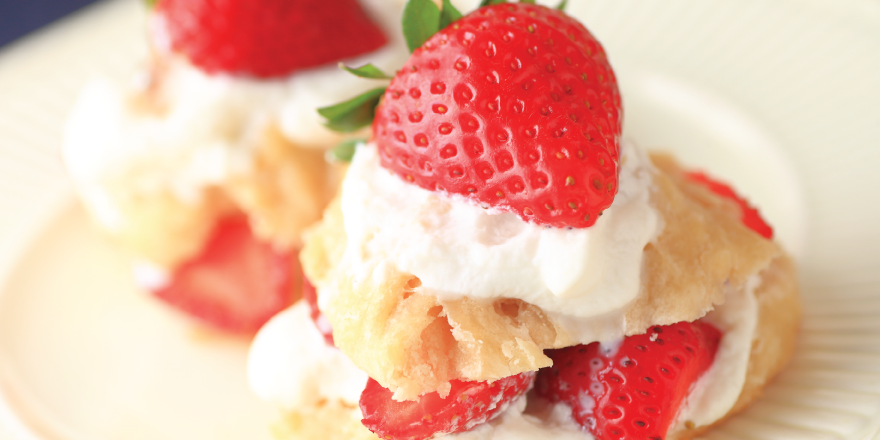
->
[248,1,800,438]
[61,0,427,332]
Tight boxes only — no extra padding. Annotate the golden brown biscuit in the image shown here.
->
[669,253,799,439]
[224,123,339,250]
[74,48,344,268]
[301,153,796,401]
[82,122,338,269]
[277,251,798,440]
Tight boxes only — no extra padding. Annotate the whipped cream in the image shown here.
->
[248,302,368,410]
[453,398,590,440]
[675,275,759,428]
[333,140,660,343]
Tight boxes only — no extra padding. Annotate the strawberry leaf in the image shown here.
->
[329,138,366,162]
[478,0,506,7]
[556,0,568,10]
[318,87,386,133]
[340,63,393,79]
[402,0,441,53]
[439,0,463,29]
[144,0,157,7]
[520,0,536,3]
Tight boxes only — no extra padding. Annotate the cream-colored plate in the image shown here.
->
[0,0,879,439]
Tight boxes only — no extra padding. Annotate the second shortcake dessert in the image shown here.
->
[62,0,426,332]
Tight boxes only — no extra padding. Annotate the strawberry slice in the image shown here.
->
[535,321,722,440]
[151,215,296,334]
[686,171,773,239]
[360,372,535,440]
[301,275,335,346]
[154,0,387,78]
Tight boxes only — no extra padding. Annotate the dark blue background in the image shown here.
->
[0,0,103,48]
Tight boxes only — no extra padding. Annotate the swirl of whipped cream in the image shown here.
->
[336,140,661,333]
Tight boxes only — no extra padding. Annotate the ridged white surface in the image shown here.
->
[0,0,878,439]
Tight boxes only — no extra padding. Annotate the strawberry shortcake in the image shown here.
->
[248,1,799,439]
[62,0,427,332]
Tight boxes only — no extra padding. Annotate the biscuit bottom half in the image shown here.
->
[296,153,800,438]
[75,122,340,269]
[270,252,797,440]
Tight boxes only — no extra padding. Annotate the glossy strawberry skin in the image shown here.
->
[154,0,387,78]
[373,4,622,228]
[686,171,774,239]
[360,372,535,440]
[535,321,722,440]
[151,215,296,334]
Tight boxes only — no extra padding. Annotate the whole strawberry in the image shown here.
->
[372,3,622,228]
[535,321,722,440]
[154,0,387,78]
[360,372,535,440]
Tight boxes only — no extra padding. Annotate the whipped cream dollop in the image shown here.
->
[675,275,760,428]
[248,302,367,410]
[334,140,660,342]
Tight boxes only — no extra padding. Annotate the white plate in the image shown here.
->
[1,0,879,439]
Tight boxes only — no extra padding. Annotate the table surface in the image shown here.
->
[0,0,102,49]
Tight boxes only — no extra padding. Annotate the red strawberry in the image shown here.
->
[154,0,387,78]
[373,3,622,228]
[686,172,774,239]
[152,215,296,333]
[535,321,721,440]
[360,372,535,440]
[301,274,335,346]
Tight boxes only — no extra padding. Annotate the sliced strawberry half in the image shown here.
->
[151,215,296,334]
[360,372,535,440]
[686,171,773,239]
[535,321,722,440]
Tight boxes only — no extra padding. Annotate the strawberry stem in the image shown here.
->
[329,138,366,162]
[439,0,464,29]
[318,87,386,133]
[402,0,441,53]
[340,63,393,79]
